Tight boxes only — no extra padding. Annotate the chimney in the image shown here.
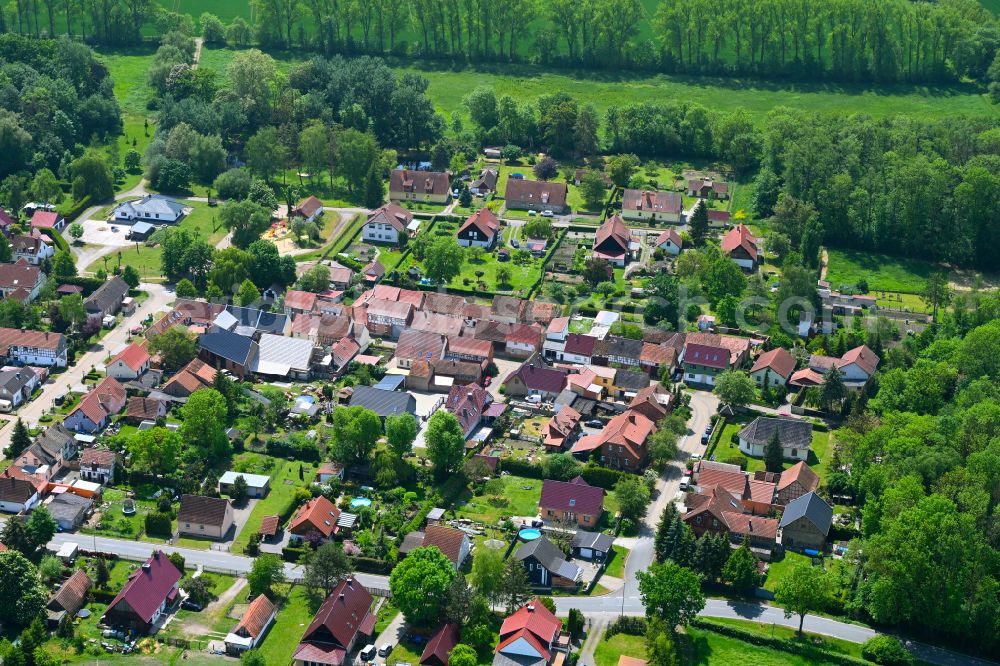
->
[339,593,345,601]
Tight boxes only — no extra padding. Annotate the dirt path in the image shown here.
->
[178,576,247,638]
[192,37,204,69]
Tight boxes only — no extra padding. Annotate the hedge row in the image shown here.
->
[57,195,91,222]
[353,556,392,574]
[689,619,870,666]
[496,458,637,491]
[91,588,118,604]
[39,227,71,253]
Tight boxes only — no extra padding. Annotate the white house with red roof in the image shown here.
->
[721,223,759,271]
[457,208,500,248]
[493,598,568,666]
[792,344,879,390]
[106,343,151,381]
[63,377,127,433]
[292,196,325,223]
[293,577,376,666]
[363,204,415,245]
[749,347,796,388]
[655,228,683,255]
[29,210,65,232]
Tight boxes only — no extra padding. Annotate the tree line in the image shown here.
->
[3,0,1000,88]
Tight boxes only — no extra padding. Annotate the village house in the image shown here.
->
[572,409,656,471]
[621,189,683,223]
[29,210,65,232]
[283,290,318,316]
[102,551,182,634]
[681,343,733,386]
[445,383,492,437]
[47,569,93,628]
[11,234,54,265]
[395,329,446,369]
[399,524,472,569]
[457,208,500,248]
[0,259,45,302]
[177,494,235,540]
[363,204,415,244]
[721,224,759,271]
[224,593,277,655]
[291,196,325,223]
[503,363,568,401]
[106,343,151,381]
[750,347,797,388]
[364,298,414,339]
[593,335,643,368]
[0,476,41,513]
[253,333,314,381]
[505,323,544,359]
[64,377,127,433]
[80,448,117,484]
[289,495,344,542]
[219,471,271,499]
[198,330,259,380]
[85,276,130,323]
[293,577,376,666]
[515,537,583,589]
[683,485,780,553]
[505,178,568,214]
[493,599,569,666]
[161,358,216,398]
[470,168,499,195]
[640,340,679,377]
[420,623,459,666]
[779,491,833,551]
[592,215,639,267]
[791,345,880,390]
[613,368,651,400]
[349,385,417,420]
[628,383,673,422]
[738,417,813,462]
[687,178,729,199]
[539,476,604,528]
[361,260,385,284]
[0,328,67,367]
[655,228,683,255]
[390,169,452,204]
[543,405,582,451]
[774,461,820,506]
[0,366,38,411]
[114,194,185,223]
[47,492,92,531]
[445,335,493,365]
[124,396,167,423]
[572,530,615,563]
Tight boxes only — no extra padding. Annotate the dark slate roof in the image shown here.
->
[571,530,614,553]
[349,385,417,418]
[225,306,289,334]
[779,491,833,536]
[738,417,813,450]
[514,537,581,581]
[594,335,643,360]
[614,369,650,391]
[198,330,257,366]
[177,494,231,528]
[84,276,129,314]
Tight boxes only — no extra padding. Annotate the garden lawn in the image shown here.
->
[825,248,936,294]
[713,417,831,482]
[594,632,646,666]
[232,455,317,553]
[374,599,401,635]
[400,247,543,296]
[452,474,542,525]
[604,545,629,579]
[685,626,848,665]
[762,550,816,592]
[256,585,314,665]
[699,618,865,660]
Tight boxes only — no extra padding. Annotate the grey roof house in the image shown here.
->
[779,491,833,551]
[515,536,582,588]
[198,330,259,379]
[114,195,186,223]
[571,530,614,562]
[349,385,417,419]
[46,492,92,530]
[738,417,813,462]
[85,277,130,321]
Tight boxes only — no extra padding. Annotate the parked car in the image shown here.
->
[359,645,377,662]
[511,239,520,248]
[679,478,689,491]
[541,210,554,217]
[700,432,710,444]
[525,394,542,404]
[528,210,537,216]
[181,600,204,611]
[586,419,603,428]
[378,644,393,657]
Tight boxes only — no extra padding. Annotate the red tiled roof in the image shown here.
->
[776,461,819,493]
[391,170,451,196]
[294,196,324,218]
[459,208,499,239]
[445,383,490,434]
[300,578,375,651]
[81,447,117,467]
[622,189,682,215]
[539,477,603,518]
[840,345,880,375]
[126,396,162,421]
[285,290,318,312]
[721,224,758,262]
[563,334,597,357]
[750,347,796,378]
[234,593,276,639]
[422,525,467,565]
[259,515,280,536]
[684,343,730,370]
[396,329,445,362]
[105,551,181,624]
[506,323,543,347]
[49,569,93,615]
[790,368,825,387]
[544,405,581,447]
[446,335,492,359]
[367,204,413,233]
[108,343,150,372]
[30,210,61,228]
[504,363,568,394]
[594,215,634,256]
[71,377,126,424]
[420,622,459,666]
[655,228,682,248]
[289,496,341,537]
[0,261,41,291]
[499,598,562,654]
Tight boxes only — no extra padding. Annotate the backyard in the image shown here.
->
[825,248,936,295]
[712,416,832,481]
[231,453,317,553]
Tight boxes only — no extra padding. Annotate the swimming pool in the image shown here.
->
[518,528,542,541]
[350,497,373,509]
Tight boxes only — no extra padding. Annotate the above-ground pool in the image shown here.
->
[351,497,373,509]
[518,528,542,541]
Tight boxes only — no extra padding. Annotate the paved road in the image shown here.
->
[0,282,173,453]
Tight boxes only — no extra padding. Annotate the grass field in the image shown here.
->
[192,46,997,123]
[453,474,543,525]
[825,248,936,294]
[256,585,315,665]
[686,626,847,665]
[695,618,866,660]
[713,418,831,481]
[231,453,316,553]
[595,632,646,666]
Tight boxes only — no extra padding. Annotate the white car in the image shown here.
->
[525,394,542,404]
[541,210,554,217]
[378,644,393,657]
[679,478,689,491]
[359,645,377,662]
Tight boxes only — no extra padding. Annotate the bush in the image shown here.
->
[579,465,630,490]
[861,636,913,666]
[144,511,173,536]
[606,615,647,637]
[57,195,91,223]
